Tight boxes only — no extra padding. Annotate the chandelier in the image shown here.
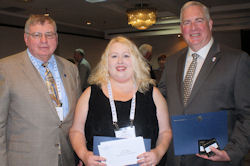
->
[127,4,156,30]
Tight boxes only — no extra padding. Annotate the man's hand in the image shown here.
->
[196,146,230,162]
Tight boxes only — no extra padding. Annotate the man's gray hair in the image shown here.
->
[180,1,211,22]
[139,44,152,57]
[25,14,57,33]
[75,48,85,57]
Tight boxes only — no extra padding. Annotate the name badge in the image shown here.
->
[56,107,64,121]
[115,126,136,138]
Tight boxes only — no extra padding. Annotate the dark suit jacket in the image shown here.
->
[158,41,250,166]
[0,50,81,166]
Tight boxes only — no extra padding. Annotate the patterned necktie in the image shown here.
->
[183,53,199,105]
[42,62,61,107]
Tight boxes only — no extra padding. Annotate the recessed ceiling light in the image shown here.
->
[44,8,49,16]
[17,0,32,2]
[85,0,106,3]
[86,21,92,25]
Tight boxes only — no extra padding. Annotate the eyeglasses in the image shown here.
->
[26,32,57,39]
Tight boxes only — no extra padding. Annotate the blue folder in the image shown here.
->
[93,136,151,166]
[171,111,228,156]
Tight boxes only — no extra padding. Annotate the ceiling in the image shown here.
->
[0,0,250,39]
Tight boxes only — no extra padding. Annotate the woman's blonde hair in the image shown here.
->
[88,36,155,93]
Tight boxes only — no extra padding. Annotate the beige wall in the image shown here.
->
[132,31,241,69]
[0,26,26,57]
[0,25,241,70]
[0,26,108,68]
[133,35,187,69]
[56,33,108,68]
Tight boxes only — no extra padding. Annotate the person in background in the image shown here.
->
[158,1,250,166]
[74,48,91,92]
[69,36,172,166]
[0,14,81,166]
[154,54,167,84]
[139,43,156,79]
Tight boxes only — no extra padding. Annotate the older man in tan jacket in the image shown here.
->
[0,14,81,166]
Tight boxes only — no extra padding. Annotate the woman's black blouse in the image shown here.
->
[85,85,159,151]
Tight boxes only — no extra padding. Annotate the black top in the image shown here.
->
[85,85,159,151]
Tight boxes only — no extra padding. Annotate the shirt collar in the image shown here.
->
[188,37,214,59]
[27,48,55,69]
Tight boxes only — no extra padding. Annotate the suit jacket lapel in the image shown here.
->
[176,49,188,107]
[188,41,222,104]
[55,57,73,121]
[20,51,58,117]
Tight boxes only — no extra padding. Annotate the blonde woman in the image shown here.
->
[69,36,172,166]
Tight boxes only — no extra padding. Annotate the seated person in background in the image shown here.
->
[154,54,167,84]
[69,36,172,166]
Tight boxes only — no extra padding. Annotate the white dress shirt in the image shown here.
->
[183,38,214,90]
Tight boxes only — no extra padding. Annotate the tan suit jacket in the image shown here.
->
[0,50,81,166]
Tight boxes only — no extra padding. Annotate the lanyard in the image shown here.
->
[107,80,136,130]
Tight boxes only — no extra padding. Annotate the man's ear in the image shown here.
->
[24,33,28,46]
[209,19,213,31]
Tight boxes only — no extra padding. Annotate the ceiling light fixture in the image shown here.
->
[127,1,156,30]
[44,8,49,16]
[86,21,92,25]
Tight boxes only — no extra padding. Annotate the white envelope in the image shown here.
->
[98,136,146,166]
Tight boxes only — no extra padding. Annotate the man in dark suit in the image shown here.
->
[158,1,250,166]
[0,14,81,166]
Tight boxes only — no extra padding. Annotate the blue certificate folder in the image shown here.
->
[93,136,151,166]
[171,111,228,156]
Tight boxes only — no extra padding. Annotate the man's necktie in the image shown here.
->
[183,53,199,106]
[42,62,61,107]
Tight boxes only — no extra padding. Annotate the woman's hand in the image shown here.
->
[82,151,106,166]
[137,149,160,166]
